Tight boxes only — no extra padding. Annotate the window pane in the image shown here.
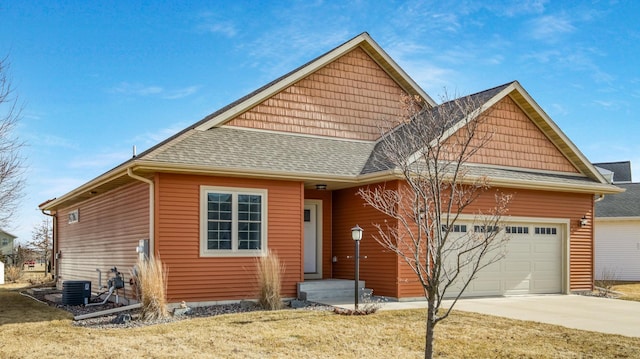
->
[238,194,262,250]
[207,192,232,250]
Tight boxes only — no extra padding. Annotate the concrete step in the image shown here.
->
[298,279,372,302]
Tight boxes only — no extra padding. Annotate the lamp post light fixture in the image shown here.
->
[351,224,363,310]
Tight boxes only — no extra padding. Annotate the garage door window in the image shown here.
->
[534,227,557,235]
[506,226,529,234]
[473,225,499,233]
[442,224,467,232]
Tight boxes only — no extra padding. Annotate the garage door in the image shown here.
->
[444,223,563,297]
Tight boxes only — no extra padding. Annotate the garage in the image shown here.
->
[444,222,563,297]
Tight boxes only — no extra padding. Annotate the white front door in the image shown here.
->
[304,200,322,279]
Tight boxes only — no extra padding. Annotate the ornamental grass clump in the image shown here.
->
[5,265,21,283]
[132,256,169,321]
[256,250,284,310]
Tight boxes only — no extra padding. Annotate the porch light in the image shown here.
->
[351,224,363,241]
[315,184,327,190]
[580,216,588,228]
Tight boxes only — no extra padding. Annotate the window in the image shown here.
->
[534,227,557,235]
[201,186,267,256]
[68,209,79,224]
[1,238,8,246]
[442,224,467,233]
[505,226,529,234]
[474,225,499,233]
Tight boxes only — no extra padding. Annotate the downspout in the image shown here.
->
[40,209,56,282]
[127,168,155,257]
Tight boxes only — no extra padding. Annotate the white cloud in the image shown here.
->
[198,22,237,37]
[196,11,237,37]
[68,150,131,170]
[163,86,200,100]
[527,15,575,42]
[110,82,199,99]
[132,122,190,147]
[111,82,163,96]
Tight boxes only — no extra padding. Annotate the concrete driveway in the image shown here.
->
[327,295,640,337]
[441,295,640,338]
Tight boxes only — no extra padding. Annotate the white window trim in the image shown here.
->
[200,186,268,257]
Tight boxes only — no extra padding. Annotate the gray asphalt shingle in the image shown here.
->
[595,183,640,217]
[146,127,376,177]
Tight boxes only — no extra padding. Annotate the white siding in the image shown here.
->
[595,219,640,281]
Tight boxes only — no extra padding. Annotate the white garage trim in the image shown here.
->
[449,215,570,296]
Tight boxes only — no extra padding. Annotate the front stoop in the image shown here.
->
[298,279,373,302]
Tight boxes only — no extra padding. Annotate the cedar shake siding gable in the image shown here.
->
[228,47,409,141]
[461,95,578,173]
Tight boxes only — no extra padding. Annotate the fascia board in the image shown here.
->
[595,216,640,221]
[39,167,130,210]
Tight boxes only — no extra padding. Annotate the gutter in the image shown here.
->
[40,208,57,283]
[126,168,155,256]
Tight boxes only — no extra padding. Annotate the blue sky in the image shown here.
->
[1,1,638,243]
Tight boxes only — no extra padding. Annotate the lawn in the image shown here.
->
[1,288,640,358]
[611,282,640,301]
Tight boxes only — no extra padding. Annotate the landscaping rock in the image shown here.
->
[173,307,192,317]
[112,313,132,324]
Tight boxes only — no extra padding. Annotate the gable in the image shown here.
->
[461,96,580,173]
[227,47,408,141]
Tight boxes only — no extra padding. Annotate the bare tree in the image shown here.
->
[0,56,25,227]
[359,93,511,359]
[28,217,53,275]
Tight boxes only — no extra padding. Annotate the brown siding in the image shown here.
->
[228,47,407,141]
[304,189,333,278]
[332,182,400,298]
[155,173,303,302]
[55,182,149,296]
[451,96,579,173]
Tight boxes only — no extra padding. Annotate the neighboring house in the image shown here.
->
[594,161,640,281]
[40,33,621,303]
[0,229,17,265]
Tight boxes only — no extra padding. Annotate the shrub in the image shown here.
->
[595,267,619,297]
[256,250,284,310]
[131,256,168,321]
[5,265,21,282]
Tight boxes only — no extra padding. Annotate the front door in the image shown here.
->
[304,200,322,279]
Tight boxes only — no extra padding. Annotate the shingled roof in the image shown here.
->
[362,82,514,174]
[146,127,375,177]
[596,183,640,217]
[593,161,632,183]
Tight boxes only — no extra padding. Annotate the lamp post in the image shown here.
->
[351,224,363,310]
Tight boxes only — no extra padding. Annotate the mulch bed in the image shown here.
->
[23,288,333,329]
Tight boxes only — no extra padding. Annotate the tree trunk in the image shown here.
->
[425,296,436,359]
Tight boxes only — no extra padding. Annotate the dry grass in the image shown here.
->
[5,265,22,282]
[1,288,640,358]
[130,256,168,320]
[612,282,640,301]
[255,250,284,310]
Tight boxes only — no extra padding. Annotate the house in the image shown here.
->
[594,161,640,281]
[39,33,621,304]
[0,228,17,265]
